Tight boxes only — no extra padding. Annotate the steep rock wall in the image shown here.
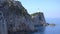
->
[31,12,46,26]
[0,1,35,33]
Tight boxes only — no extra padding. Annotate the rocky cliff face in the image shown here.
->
[0,1,35,34]
[31,12,46,26]
[0,0,46,34]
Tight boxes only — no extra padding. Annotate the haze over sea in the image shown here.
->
[44,18,60,34]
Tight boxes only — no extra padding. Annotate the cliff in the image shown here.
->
[0,0,46,34]
[0,1,35,34]
[31,12,46,26]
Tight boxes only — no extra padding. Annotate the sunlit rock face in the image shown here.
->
[31,12,46,26]
[0,0,35,33]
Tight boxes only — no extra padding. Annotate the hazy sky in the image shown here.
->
[18,0,60,18]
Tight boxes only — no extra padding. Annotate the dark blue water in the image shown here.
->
[31,18,60,34]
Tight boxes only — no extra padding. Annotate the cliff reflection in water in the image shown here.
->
[33,26,45,34]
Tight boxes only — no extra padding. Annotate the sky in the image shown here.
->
[17,0,60,18]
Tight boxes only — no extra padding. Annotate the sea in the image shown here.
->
[23,18,60,34]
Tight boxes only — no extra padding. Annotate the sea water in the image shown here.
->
[31,18,60,34]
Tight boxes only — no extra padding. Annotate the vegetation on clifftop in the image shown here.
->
[30,12,43,16]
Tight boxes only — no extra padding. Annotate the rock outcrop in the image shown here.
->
[31,12,46,26]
